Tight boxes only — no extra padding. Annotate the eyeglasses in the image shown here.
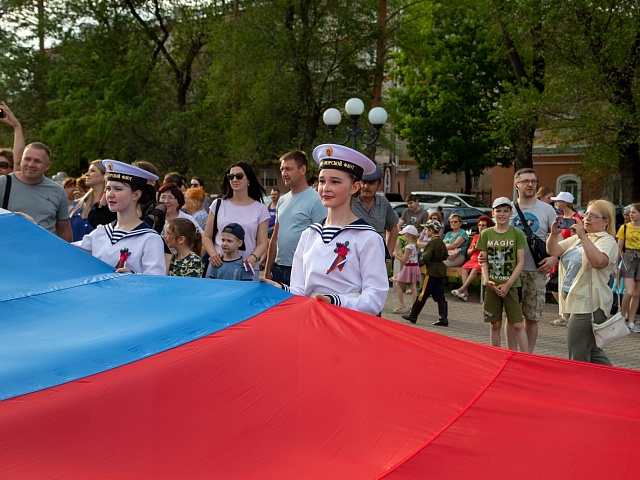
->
[478,223,488,227]
[159,195,177,202]
[227,173,245,181]
[450,220,461,223]
[583,212,604,220]
[164,176,181,184]
[190,183,200,188]
[517,179,538,185]
[0,162,10,169]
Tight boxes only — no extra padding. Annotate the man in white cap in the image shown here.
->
[510,168,558,352]
[265,150,327,286]
[0,142,71,241]
[351,165,399,260]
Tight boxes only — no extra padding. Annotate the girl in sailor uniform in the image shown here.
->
[73,160,166,275]
[262,144,389,315]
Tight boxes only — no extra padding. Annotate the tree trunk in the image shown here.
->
[366,0,387,161]
[514,122,535,171]
[619,140,640,204]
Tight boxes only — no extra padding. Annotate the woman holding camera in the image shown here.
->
[546,199,619,365]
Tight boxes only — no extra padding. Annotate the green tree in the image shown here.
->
[390,0,516,192]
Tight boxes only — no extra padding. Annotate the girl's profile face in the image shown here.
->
[164,226,176,248]
[317,169,359,208]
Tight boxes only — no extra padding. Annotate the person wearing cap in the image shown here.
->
[477,197,528,350]
[262,144,388,315]
[551,191,581,240]
[391,225,421,312]
[509,168,558,353]
[264,150,327,286]
[401,219,449,325]
[87,160,167,235]
[351,166,399,261]
[0,142,71,241]
[207,223,254,281]
[72,160,166,275]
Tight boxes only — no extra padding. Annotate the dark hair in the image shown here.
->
[192,176,205,188]
[477,215,494,228]
[308,176,318,186]
[406,194,419,203]
[62,177,76,188]
[280,150,309,170]
[167,218,202,254]
[133,184,156,206]
[514,168,537,181]
[163,171,184,188]
[271,188,280,194]
[220,161,266,202]
[158,183,185,209]
[132,161,160,191]
[0,148,13,164]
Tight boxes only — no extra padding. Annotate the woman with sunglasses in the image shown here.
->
[203,162,268,280]
[546,199,619,365]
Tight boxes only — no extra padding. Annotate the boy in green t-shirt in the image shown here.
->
[477,197,528,350]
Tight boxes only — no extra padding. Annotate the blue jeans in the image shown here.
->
[271,263,292,286]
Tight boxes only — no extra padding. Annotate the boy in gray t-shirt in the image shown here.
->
[207,223,253,281]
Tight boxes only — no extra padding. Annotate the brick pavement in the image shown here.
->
[381,283,640,371]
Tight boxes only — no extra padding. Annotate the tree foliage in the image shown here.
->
[390,0,516,192]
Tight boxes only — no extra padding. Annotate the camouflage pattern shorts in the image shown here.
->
[520,271,547,322]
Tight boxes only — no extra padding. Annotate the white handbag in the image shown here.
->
[590,268,630,348]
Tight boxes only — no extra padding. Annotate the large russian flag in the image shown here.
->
[1,211,639,479]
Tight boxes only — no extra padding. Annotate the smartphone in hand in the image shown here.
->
[557,217,576,230]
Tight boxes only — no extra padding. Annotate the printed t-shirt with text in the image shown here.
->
[476,226,527,287]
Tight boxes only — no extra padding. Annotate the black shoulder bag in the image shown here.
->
[2,174,11,210]
[202,198,222,277]
[514,201,550,267]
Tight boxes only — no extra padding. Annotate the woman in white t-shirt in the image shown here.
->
[203,162,269,280]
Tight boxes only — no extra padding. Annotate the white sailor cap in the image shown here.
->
[312,144,376,180]
[102,159,159,186]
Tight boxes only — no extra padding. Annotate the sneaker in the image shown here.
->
[550,318,567,326]
[628,324,640,333]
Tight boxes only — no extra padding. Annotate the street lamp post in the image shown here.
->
[322,98,388,151]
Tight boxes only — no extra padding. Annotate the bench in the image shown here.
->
[446,267,462,279]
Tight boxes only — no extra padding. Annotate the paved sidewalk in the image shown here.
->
[381,283,640,371]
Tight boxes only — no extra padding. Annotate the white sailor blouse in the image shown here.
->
[73,221,166,275]
[288,219,388,315]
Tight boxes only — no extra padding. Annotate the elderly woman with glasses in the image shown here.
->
[202,162,269,280]
[546,199,619,365]
[443,213,469,268]
[157,183,202,236]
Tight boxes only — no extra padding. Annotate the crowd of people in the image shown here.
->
[1,101,637,366]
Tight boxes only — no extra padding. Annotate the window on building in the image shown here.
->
[261,170,278,188]
[556,174,581,205]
